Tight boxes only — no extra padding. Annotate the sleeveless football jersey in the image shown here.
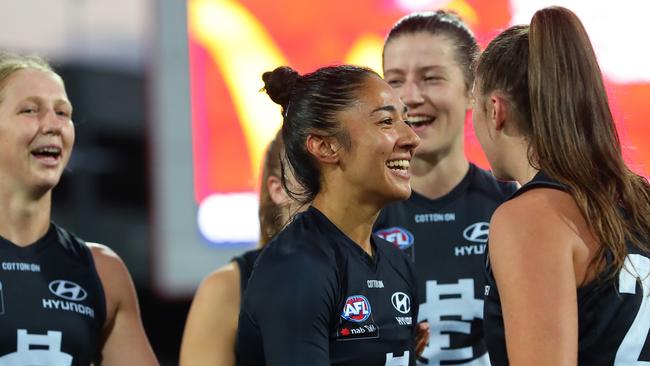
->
[236,206,418,366]
[0,223,106,366]
[374,163,517,365]
[483,171,650,365]
[232,248,262,294]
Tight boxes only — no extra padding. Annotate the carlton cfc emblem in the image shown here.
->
[375,227,414,250]
[341,295,372,322]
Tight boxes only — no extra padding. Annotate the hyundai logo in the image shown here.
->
[391,292,411,314]
[48,280,87,301]
[463,222,490,243]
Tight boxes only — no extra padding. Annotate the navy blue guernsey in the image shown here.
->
[236,206,418,366]
[232,248,262,294]
[0,223,106,365]
[374,163,517,366]
[484,171,650,365]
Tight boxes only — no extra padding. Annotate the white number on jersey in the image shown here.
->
[614,254,650,365]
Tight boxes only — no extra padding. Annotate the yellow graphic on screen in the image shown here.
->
[188,0,286,185]
[188,0,477,189]
[346,34,384,76]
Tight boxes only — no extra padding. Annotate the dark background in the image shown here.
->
[53,65,190,365]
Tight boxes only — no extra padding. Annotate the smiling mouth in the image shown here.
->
[408,116,435,129]
[31,146,62,161]
[386,159,410,172]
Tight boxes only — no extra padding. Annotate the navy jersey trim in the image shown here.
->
[0,225,57,255]
[232,248,262,295]
[508,171,567,200]
[53,223,108,364]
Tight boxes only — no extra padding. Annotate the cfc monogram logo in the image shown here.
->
[0,329,73,365]
[418,279,488,366]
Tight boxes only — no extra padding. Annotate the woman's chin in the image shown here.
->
[384,185,412,204]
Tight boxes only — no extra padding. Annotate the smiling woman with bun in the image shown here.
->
[235,64,421,365]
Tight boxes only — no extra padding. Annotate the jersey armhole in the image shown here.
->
[53,224,108,363]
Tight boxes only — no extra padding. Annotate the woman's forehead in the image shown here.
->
[2,68,68,102]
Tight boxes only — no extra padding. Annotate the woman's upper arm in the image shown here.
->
[249,251,337,366]
[179,263,240,366]
[489,192,579,366]
[89,244,159,366]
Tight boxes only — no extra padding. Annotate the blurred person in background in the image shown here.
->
[474,6,650,365]
[0,53,158,365]
[375,11,517,365]
[180,131,303,366]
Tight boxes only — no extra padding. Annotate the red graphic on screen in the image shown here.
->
[188,0,649,209]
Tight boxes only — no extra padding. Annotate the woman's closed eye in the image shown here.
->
[56,109,71,118]
[386,79,404,88]
[20,107,38,115]
[423,75,443,83]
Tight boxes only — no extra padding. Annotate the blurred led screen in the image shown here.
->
[188,0,650,243]
[154,0,650,296]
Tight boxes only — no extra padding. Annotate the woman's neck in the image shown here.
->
[507,140,539,186]
[513,164,540,186]
[0,189,52,246]
[410,150,470,200]
[312,189,379,256]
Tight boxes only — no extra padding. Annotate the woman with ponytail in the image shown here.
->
[473,6,650,365]
[235,65,422,365]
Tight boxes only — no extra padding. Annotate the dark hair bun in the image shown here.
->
[262,66,300,110]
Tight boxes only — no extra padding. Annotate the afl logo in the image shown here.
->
[48,280,87,301]
[375,227,414,250]
[341,295,371,322]
[463,222,490,243]
[391,292,411,314]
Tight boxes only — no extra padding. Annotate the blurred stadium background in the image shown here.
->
[2,0,648,363]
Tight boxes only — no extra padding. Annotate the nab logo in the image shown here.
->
[48,280,87,302]
[463,222,490,243]
[341,295,371,322]
[391,292,411,314]
[375,227,414,250]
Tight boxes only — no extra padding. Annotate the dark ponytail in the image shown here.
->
[476,6,650,279]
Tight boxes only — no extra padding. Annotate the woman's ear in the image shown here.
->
[267,175,288,205]
[306,134,340,164]
[490,92,509,132]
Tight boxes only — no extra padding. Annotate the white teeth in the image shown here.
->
[34,147,61,154]
[386,159,410,169]
[408,116,434,124]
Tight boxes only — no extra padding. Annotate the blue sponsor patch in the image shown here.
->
[375,227,414,250]
[341,295,372,322]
